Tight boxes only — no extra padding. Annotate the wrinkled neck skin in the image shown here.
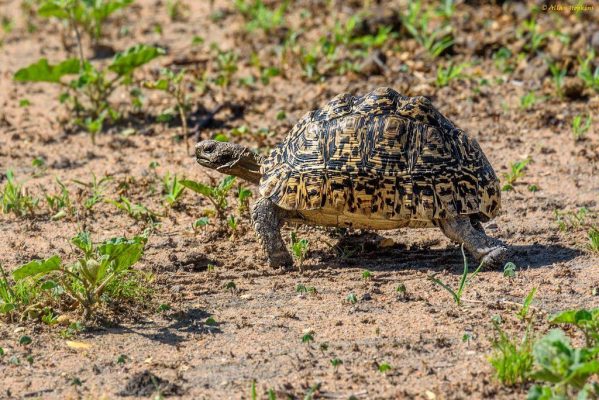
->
[216,148,263,185]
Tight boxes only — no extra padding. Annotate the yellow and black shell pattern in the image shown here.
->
[259,87,501,226]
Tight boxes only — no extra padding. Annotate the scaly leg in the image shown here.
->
[251,197,293,268]
[439,216,509,268]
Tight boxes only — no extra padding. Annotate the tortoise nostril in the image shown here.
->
[204,144,215,154]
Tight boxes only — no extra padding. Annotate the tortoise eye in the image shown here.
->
[204,143,216,153]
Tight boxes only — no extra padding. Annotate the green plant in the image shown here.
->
[38,0,134,46]
[1,170,39,216]
[109,196,156,222]
[330,358,343,370]
[362,270,373,281]
[401,1,454,58]
[502,157,531,191]
[166,0,188,21]
[290,232,309,270]
[45,177,73,220]
[528,329,599,399]
[503,262,517,278]
[144,68,192,152]
[520,91,537,110]
[518,287,537,320]
[436,62,468,87]
[428,245,483,306]
[180,176,236,220]
[493,47,514,74]
[237,185,252,212]
[489,317,534,385]
[549,308,599,347]
[191,217,210,232]
[227,214,238,235]
[73,173,111,210]
[14,45,164,142]
[346,293,358,304]
[378,362,392,373]
[518,18,548,54]
[555,207,590,232]
[302,331,314,343]
[578,50,599,93]
[234,0,288,34]
[0,264,43,318]
[212,46,238,88]
[548,61,567,97]
[572,114,592,141]
[162,173,185,207]
[11,231,149,318]
[589,228,599,253]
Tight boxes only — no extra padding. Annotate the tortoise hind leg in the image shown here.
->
[251,197,293,269]
[439,216,509,268]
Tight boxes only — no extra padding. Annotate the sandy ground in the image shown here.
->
[0,0,598,398]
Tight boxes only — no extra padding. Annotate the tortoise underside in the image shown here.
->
[260,88,501,227]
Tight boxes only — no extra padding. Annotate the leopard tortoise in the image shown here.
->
[195,87,509,269]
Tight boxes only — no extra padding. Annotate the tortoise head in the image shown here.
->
[195,140,263,185]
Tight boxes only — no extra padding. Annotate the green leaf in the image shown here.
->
[14,58,80,83]
[37,1,71,19]
[109,45,165,76]
[12,255,62,280]
[219,175,236,192]
[180,180,215,197]
[549,309,594,325]
[0,303,16,313]
[98,235,147,272]
[19,335,32,346]
[71,231,93,255]
[40,280,59,290]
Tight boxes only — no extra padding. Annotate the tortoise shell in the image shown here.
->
[259,87,500,229]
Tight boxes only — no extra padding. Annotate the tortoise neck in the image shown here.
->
[217,148,263,185]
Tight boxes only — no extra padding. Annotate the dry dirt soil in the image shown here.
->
[0,0,598,399]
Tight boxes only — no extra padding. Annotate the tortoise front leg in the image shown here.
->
[439,216,509,268]
[251,197,293,269]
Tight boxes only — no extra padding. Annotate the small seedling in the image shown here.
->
[589,228,599,253]
[117,354,127,364]
[378,362,392,373]
[180,176,236,220]
[428,245,483,306]
[19,335,32,346]
[1,170,39,217]
[436,62,468,87]
[554,207,590,232]
[503,262,517,278]
[227,215,238,235]
[73,173,111,210]
[572,114,592,141]
[144,68,192,152]
[520,91,537,110]
[330,358,343,370]
[157,304,171,312]
[361,270,373,281]
[234,0,288,34]
[45,178,73,220]
[396,283,408,299]
[109,196,156,222]
[302,332,314,344]
[191,217,210,232]
[502,157,531,191]
[577,50,599,92]
[290,232,309,271]
[162,173,185,207]
[548,61,567,97]
[296,284,308,294]
[346,293,358,304]
[225,281,237,293]
[527,184,539,193]
[489,317,534,386]
[462,332,473,343]
[0,347,4,356]
[517,287,537,320]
